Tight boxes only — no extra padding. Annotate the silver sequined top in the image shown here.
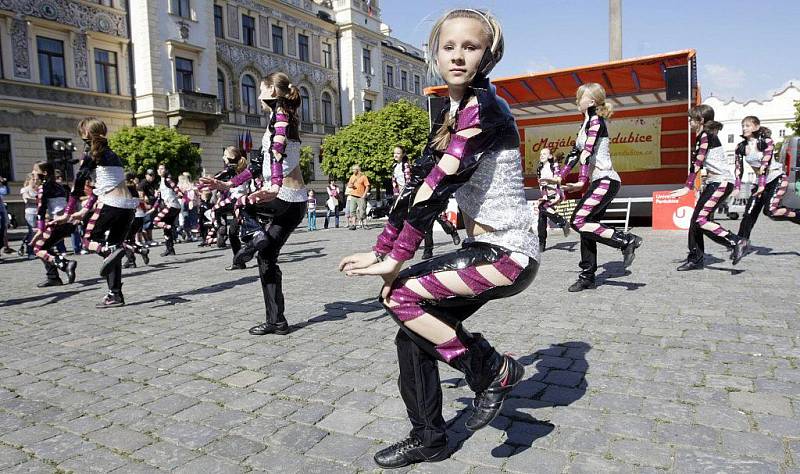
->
[94,166,138,209]
[455,148,539,260]
[576,120,620,183]
[744,138,783,183]
[703,145,735,183]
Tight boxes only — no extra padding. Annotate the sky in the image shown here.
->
[379,0,799,102]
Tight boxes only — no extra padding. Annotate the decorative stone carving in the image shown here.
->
[0,109,83,133]
[311,34,320,64]
[177,20,190,40]
[287,26,296,56]
[72,32,90,89]
[227,0,333,36]
[0,81,132,110]
[259,15,270,49]
[0,0,128,37]
[9,17,30,79]
[226,4,239,39]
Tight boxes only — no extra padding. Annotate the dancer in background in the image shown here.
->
[736,115,800,242]
[122,172,150,268]
[670,105,748,270]
[203,147,249,270]
[340,9,537,468]
[52,118,137,307]
[536,147,569,252]
[546,83,642,291]
[29,161,77,286]
[200,72,307,336]
[152,163,184,257]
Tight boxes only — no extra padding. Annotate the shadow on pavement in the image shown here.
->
[545,241,579,253]
[447,341,591,458]
[278,246,326,263]
[747,245,800,257]
[125,275,259,308]
[0,288,97,308]
[295,298,383,329]
[595,263,646,291]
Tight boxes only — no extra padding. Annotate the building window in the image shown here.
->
[362,48,371,74]
[414,74,421,94]
[779,129,786,137]
[364,98,373,112]
[94,49,118,95]
[728,134,734,144]
[272,25,284,55]
[0,135,11,181]
[96,0,112,6]
[322,43,332,68]
[171,0,190,18]
[298,34,309,62]
[45,137,75,181]
[241,74,256,114]
[322,92,333,125]
[175,57,194,91]
[214,5,224,38]
[37,37,66,87]
[385,65,393,87]
[217,69,226,110]
[401,70,408,91]
[242,15,255,47]
[300,87,311,123]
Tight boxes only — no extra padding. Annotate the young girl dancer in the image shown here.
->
[546,83,642,291]
[536,147,569,252]
[737,116,800,240]
[391,145,412,195]
[340,9,538,468]
[29,161,78,286]
[152,163,184,256]
[670,105,748,270]
[199,72,307,336]
[53,118,137,307]
[203,147,248,270]
[122,173,150,268]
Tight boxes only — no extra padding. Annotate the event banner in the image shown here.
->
[524,117,662,175]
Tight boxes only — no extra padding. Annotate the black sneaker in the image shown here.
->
[123,260,136,269]
[96,292,125,308]
[568,279,596,292]
[731,238,748,265]
[451,233,461,246]
[160,246,176,257]
[139,247,150,265]
[421,252,433,260]
[622,234,643,268]
[225,263,246,271]
[677,259,704,271]
[248,322,290,335]
[100,247,126,277]
[37,279,63,288]
[373,437,450,469]
[465,355,525,431]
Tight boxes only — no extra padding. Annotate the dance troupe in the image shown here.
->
[22,8,799,469]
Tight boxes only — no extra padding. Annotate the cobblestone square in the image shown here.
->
[0,219,798,472]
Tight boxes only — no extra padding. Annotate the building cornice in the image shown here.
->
[0,0,127,38]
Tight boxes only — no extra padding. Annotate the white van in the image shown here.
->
[781,136,800,208]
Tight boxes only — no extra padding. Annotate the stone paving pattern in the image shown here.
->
[0,218,798,473]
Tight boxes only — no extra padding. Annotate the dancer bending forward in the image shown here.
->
[340,9,538,469]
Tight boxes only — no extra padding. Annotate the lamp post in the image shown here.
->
[51,139,77,179]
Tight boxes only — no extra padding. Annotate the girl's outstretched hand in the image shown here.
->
[668,187,691,198]
[339,252,379,273]
[347,257,401,278]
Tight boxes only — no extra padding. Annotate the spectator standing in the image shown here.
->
[346,165,370,230]
[307,190,317,231]
[20,173,40,258]
[324,179,340,228]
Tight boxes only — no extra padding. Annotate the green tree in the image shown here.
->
[300,145,315,183]
[787,99,800,135]
[109,126,202,177]
[321,99,429,191]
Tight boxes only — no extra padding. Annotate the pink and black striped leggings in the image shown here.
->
[687,181,740,261]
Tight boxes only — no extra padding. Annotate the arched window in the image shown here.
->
[217,69,226,110]
[300,86,311,123]
[241,74,256,114]
[321,92,333,125]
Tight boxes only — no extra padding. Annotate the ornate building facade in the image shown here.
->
[0,0,426,186]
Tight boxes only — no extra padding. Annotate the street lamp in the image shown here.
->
[51,139,78,177]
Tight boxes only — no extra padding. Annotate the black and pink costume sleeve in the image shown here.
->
[229,107,290,189]
[684,131,709,190]
[558,116,604,190]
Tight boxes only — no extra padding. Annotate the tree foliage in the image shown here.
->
[788,100,800,135]
[321,99,429,187]
[109,126,202,178]
[300,145,314,184]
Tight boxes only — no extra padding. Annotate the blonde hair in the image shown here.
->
[427,9,504,151]
[576,83,613,119]
[262,72,301,140]
[224,146,248,173]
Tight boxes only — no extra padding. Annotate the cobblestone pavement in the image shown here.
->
[0,218,798,473]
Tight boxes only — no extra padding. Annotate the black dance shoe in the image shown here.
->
[160,246,176,257]
[677,259,704,271]
[568,279,596,292]
[37,279,63,288]
[123,259,136,269]
[373,437,450,469]
[96,292,125,308]
[465,355,525,431]
[622,234,643,268]
[225,263,246,271]
[248,322,290,335]
[421,252,433,260]
[64,260,77,284]
[451,232,461,246]
[731,238,748,265]
[139,247,150,265]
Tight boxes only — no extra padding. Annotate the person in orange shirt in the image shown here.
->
[346,165,370,229]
